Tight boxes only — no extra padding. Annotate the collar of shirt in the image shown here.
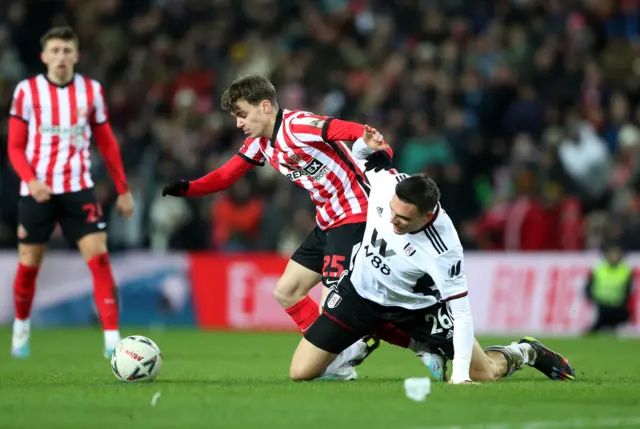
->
[270,108,284,146]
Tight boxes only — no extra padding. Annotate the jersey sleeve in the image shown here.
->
[434,246,468,302]
[237,137,266,166]
[90,80,109,125]
[288,113,332,142]
[352,138,407,190]
[9,82,32,123]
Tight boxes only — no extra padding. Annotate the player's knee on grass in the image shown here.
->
[77,232,108,261]
[274,260,321,308]
[289,338,337,381]
[18,244,46,267]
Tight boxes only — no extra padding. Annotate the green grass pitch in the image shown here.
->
[1,329,639,429]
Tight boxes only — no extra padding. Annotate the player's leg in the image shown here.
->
[471,337,575,381]
[58,190,120,357]
[290,281,378,381]
[11,197,56,358]
[274,226,323,333]
[324,223,413,349]
[290,323,360,381]
[468,339,518,381]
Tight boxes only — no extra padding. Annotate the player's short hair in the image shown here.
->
[395,174,440,215]
[40,26,79,50]
[221,74,278,113]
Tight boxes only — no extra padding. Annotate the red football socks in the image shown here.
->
[13,263,40,320]
[87,253,119,330]
[285,295,320,334]
[377,322,411,348]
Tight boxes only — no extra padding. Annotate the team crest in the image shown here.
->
[76,107,88,118]
[326,292,342,309]
[403,243,416,257]
[309,119,325,128]
[288,153,302,164]
[376,206,383,217]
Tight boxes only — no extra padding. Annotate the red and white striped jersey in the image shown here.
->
[238,109,370,230]
[9,73,108,196]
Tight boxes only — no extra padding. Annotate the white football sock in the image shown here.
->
[324,339,367,375]
[104,330,120,349]
[13,318,30,333]
[518,343,535,365]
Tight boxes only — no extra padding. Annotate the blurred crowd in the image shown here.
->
[1,0,640,254]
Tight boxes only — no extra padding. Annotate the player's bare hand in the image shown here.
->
[27,180,52,203]
[116,191,135,220]
[363,125,389,151]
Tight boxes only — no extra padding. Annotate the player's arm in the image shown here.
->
[162,138,261,197]
[351,137,404,189]
[8,117,35,183]
[434,248,474,384]
[90,82,129,195]
[289,114,393,162]
[7,84,36,184]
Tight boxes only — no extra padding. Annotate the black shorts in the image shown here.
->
[291,222,366,287]
[305,277,455,358]
[17,188,106,244]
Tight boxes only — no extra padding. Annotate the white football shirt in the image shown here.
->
[347,141,469,310]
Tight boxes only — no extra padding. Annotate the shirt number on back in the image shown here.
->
[425,307,453,335]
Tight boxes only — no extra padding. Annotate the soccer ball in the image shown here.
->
[111,335,163,382]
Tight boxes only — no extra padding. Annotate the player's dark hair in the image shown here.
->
[221,74,278,113]
[395,174,440,214]
[40,26,79,50]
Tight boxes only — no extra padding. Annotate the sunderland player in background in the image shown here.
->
[7,27,133,358]
[288,131,576,384]
[162,75,442,375]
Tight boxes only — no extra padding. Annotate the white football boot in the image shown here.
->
[11,318,31,358]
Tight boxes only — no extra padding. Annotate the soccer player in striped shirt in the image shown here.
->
[7,27,133,358]
[163,75,427,368]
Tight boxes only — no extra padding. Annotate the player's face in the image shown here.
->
[41,38,78,81]
[232,100,275,138]
[389,195,433,235]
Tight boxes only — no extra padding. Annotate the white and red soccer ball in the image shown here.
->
[111,335,162,382]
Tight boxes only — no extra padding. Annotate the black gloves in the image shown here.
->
[162,180,190,197]
[364,150,392,172]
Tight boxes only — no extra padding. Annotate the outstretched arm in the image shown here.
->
[446,294,474,384]
[435,249,473,384]
[163,154,255,197]
[351,129,400,188]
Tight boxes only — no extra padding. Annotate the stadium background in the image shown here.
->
[0,0,638,335]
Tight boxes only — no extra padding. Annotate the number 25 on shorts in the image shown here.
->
[322,255,345,279]
[82,203,103,223]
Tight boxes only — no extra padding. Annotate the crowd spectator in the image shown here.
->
[2,0,640,253]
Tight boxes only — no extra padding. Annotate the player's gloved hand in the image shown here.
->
[364,151,392,172]
[162,180,190,197]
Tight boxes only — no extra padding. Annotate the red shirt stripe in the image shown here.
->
[44,83,61,189]
[65,81,78,193]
